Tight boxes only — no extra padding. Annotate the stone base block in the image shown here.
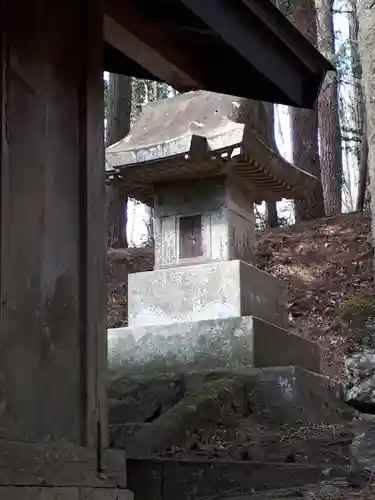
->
[108,316,321,374]
[128,260,288,329]
[0,440,132,499]
[0,487,133,499]
[127,458,345,500]
[239,366,352,425]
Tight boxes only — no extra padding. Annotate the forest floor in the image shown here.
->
[107,211,375,499]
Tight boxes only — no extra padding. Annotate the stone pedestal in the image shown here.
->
[128,260,288,328]
[108,261,320,374]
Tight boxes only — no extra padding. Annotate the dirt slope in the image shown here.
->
[108,211,373,379]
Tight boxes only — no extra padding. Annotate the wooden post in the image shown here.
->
[78,0,109,452]
[0,0,106,452]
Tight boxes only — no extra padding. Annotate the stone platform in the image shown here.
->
[108,316,321,374]
[127,457,346,500]
[128,260,288,329]
[0,440,133,499]
[109,366,351,434]
[0,488,131,499]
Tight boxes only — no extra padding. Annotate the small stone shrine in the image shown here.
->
[106,91,321,374]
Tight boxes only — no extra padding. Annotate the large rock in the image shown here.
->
[341,294,375,407]
[346,349,375,405]
[351,414,375,474]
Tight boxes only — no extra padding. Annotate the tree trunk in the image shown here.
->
[264,102,279,228]
[357,116,369,211]
[266,201,278,228]
[357,1,375,234]
[232,98,280,228]
[350,0,369,211]
[288,0,326,222]
[106,74,132,248]
[316,0,342,216]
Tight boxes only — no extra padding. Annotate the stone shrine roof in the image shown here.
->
[106,91,319,206]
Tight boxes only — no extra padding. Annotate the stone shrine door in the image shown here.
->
[179,214,203,259]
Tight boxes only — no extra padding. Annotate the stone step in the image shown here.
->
[108,316,321,374]
[127,458,347,500]
[109,367,353,457]
[214,478,350,499]
[216,488,306,499]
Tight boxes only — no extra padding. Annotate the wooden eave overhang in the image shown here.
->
[103,0,333,109]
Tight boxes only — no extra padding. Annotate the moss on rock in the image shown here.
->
[341,294,375,324]
[117,376,245,456]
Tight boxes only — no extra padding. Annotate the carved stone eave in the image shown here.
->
[105,128,318,206]
[105,91,318,205]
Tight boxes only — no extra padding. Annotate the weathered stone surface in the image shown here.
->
[0,488,133,499]
[108,316,320,374]
[127,260,288,328]
[341,294,375,406]
[351,414,375,474]
[109,368,350,458]
[345,349,375,404]
[109,375,182,424]
[245,366,352,426]
[105,91,319,205]
[153,177,256,269]
[126,457,345,500]
[115,377,245,456]
[109,367,350,433]
[0,440,127,488]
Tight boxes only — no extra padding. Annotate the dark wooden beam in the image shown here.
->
[241,0,334,74]
[179,0,304,105]
[104,0,203,90]
[104,42,164,81]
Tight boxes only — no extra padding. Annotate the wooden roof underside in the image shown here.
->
[103,0,333,109]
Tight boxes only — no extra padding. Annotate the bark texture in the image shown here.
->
[358,1,375,238]
[288,0,326,222]
[106,74,132,248]
[350,0,369,211]
[316,0,343,216]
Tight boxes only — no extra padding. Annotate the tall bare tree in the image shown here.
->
[288,0,326,222]
[357,0,375,235]
[316,0,343,215]
[349,0,369,211]
[106,74,132,247]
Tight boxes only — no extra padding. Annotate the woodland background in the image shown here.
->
[105,0,373,248]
